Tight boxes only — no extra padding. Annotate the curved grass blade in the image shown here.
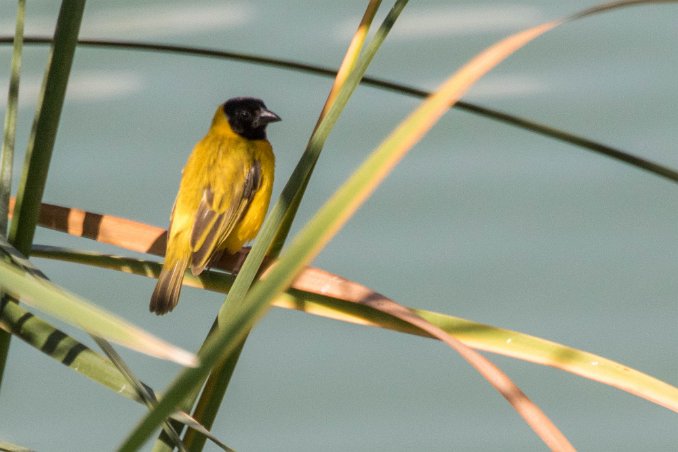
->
[266,0,410,262]
[0,295,141,401]
[177,331,244,452]
[0,235,48,279]
[290,267,678,414]
[0,298,232,450]
[0,440,33,452]
[269,0,387,258]
[0,259,197,367]
[8,197,170,256]
[455,101,678,183]
[318,0,382,123]
[0,0,27,398]
[1,0,25,235]
[8,0,84,255]
[93,337,187,452]
[21,246,678,414]
[0,229,224,448]
[1,0,84,395]
[2,30,677,184]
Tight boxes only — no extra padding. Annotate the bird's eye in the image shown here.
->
[238,110,252,121]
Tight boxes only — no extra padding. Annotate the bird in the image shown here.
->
[150,97,281,315]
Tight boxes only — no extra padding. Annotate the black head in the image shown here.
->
[222,97,281,140]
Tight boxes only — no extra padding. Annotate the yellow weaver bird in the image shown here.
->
[150,97,281,315]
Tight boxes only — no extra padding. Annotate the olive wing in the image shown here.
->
[189,161,261,274]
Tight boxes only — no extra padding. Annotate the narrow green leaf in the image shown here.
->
[32,247,678,412]
[0,440,34,452]
[0,0,27,390]
[0,299,233,449]
[9,0,85,254]
[93,337,188,452]
[267,0,409,260]
[0,235,47,279]
[0,0,24,235]
[0,259,197,367]
[179,338,246,452]
[0,297,140,401]
[1,37,676,183]
[0,34,678,183]
[1,0,86,390]
[4,2,678,189]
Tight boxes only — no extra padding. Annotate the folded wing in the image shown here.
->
[189,161,261,274]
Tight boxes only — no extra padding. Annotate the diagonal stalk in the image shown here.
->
[8,0,85,253]
[179,2,399,450]
[0,0,85,392]
[0,0,24,235]
[2,38,676,184]
[0,0,26,392]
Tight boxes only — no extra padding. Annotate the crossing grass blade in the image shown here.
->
[0,299,232,450]
[0,0,85,392]
[0,259,197,367]
[179,2,392,450]
[0,440,33,452]
[0,0,27,395]
[4,7,678,186]
[0,296,141,401]
[8,246,678,415]
[0,0,24,235]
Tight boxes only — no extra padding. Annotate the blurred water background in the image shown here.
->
[0,1,676,450]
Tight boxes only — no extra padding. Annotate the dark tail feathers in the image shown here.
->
[150,260,187,315]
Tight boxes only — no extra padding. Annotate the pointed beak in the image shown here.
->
[254,108,281,128]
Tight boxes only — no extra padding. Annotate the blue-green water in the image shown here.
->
[1,1,676,450]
